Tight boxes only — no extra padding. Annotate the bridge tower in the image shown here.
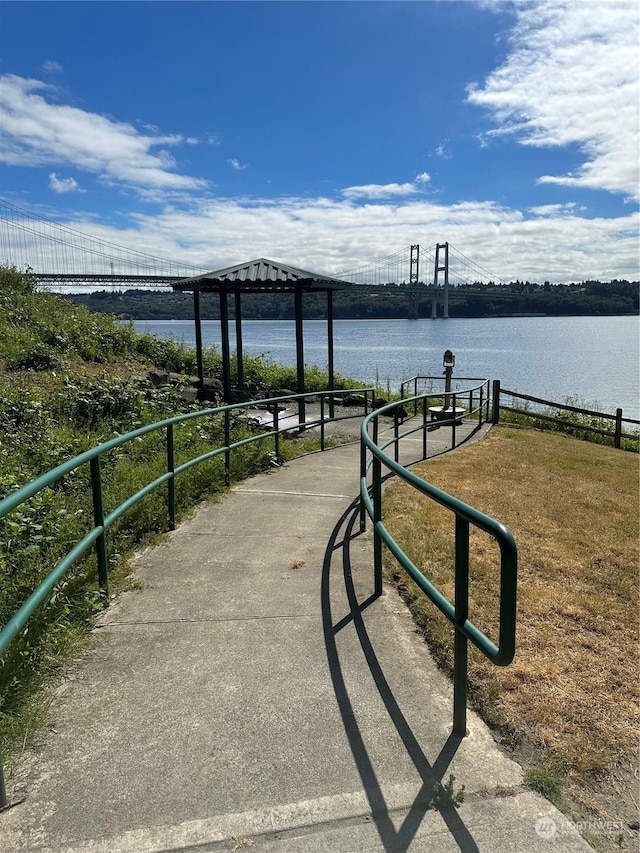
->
[431,241,449,319]
[408,243,420,319]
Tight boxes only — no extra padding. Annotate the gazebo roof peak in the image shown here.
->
[172,257,350,291]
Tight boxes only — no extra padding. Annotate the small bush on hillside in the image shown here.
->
[0,264,37,296]
[234,351,359,393]
[60,376,145,430]
[6,345,67,372]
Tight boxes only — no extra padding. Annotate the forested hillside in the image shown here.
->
[66,279,639,320]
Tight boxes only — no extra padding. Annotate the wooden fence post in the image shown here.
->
[492,380,501,425]
[614,408,623,449]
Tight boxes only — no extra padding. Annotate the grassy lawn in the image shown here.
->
[383,426,639,841]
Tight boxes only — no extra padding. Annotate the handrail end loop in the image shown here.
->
[359,381,517,733]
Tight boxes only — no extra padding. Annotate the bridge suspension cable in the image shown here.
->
[338,243,505,288]
[0,198,208,281]
[337,246,418,286]
[447,243,505,285]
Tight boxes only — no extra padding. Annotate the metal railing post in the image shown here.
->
[414,377,418,417]
[451,393,457,448]
[394,408,399,463]
[479,385,484,426]
[360,432,367,533]
[453,515,470,736]
[167,424,175,530]
[0,753,8,810]
[373,453,383,597]
[273,407,280,463]
[422,396,428,460]
[320,394,325,451]
[90,456,109,602]
[224,409,231,486]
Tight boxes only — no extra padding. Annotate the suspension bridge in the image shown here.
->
[0,198,505,318]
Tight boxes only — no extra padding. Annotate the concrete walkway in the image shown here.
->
[1,415,593,852]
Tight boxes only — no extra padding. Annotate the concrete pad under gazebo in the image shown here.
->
[171,258,352,423]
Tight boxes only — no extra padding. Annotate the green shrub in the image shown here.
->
[0,265,37,296]
[6,345,67,372]
[59,376,145,430]
[232,351,360,393]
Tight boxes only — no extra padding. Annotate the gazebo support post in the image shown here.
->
[219,288,232,403]
[327,290,335,418]
[295,288,305,429]
[234,290,244,392]
[193,290,204,393]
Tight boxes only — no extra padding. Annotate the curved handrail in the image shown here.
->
[0,388,374,658]
[0,386,375,806]
[359,382,517,735]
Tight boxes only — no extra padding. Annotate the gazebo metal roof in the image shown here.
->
[172,258,351,293]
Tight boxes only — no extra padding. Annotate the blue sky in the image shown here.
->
[0,0,639,282]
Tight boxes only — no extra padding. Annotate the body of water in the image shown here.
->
[133,316,640,420]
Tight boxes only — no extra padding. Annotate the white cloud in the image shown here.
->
[467,0,640,200]
[527,202,589,217]
[342,176,431,200]
[49,172,82,194]
[434,141,451,160]
[342,182,418,200]
[47,196,638,284]
[228,158,248,171]
[0,74,208,194]
[41,60,63,74]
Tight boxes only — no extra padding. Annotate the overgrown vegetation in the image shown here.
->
[0,266,357,390]
[0,265,361,767]
[383,427,639,848]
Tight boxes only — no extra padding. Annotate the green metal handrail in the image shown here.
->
[400,374,491,420]
[0,387,374,808]
[359,384,517,736]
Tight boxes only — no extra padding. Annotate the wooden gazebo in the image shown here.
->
[172,258,352,418]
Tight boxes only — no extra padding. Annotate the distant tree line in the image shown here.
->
[64,279,639,321]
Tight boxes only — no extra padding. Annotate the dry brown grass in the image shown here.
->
[383,426,639,818]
